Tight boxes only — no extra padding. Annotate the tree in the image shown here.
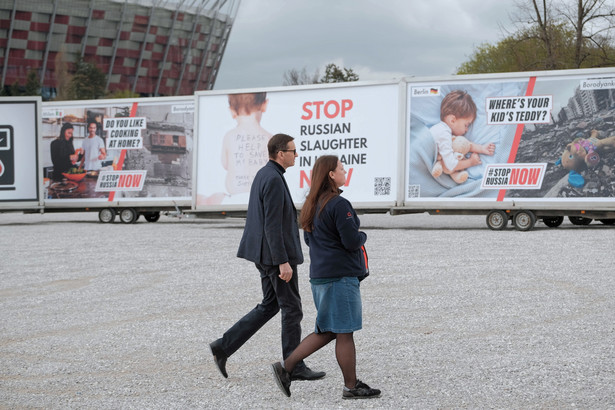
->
[107,89,141,99]
[282,63,359,85]
[9,80,22,96]
[0,69,41,97]
[24,69,40,96]
[68,57,106,100]
[319,63,359,83]
[54,51,72,100]
[525,0,558,69]
[458,0,615,73]
[282,67,320,86]
[458,23,578,73]
[520,0,615,67]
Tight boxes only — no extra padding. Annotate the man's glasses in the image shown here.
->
[280,149,297,154]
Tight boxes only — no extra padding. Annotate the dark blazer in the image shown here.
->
[237,160,304,266]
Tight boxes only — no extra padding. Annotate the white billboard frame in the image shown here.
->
[40,95,195,210]
[0,96,42,211]
[193,80,403,212]
[401,67,615,213]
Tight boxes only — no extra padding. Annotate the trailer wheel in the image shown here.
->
[486,210,508,230]
[542,216,564,228]
[119,208,138,224]
[568,216,592,225]
[98,208,116,223]
[598,219,615,225]
[513,210,536,231]
[143,211,161,223]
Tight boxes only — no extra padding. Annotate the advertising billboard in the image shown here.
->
[195,83,399,210]
[41,97,194,205]
[0,97,39,207]
[406,72,615,204]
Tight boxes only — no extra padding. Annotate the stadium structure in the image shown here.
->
[0,0,240,97]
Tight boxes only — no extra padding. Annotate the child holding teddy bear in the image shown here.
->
[430,90,495,184]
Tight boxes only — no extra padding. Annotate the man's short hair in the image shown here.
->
[268,133,294,159]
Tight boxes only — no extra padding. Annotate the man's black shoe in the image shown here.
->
[290,365,326,381]
[271,362,291,397]
[209,341,228,378]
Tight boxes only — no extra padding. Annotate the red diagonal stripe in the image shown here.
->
[497,77,536,202]
[108,102,139,202]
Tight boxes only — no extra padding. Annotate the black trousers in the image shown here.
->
[218,263,305,366]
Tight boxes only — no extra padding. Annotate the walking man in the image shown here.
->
[209,133,325,382]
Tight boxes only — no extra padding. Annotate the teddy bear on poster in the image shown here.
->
[431,135,472,184]
[560,129,615,172]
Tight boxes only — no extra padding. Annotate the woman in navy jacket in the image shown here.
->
[271,155,380,400]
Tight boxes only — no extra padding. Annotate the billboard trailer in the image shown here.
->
[3,68,615,231]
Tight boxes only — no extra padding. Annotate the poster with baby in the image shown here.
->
[405,72,615,202]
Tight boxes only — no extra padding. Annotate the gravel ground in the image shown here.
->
[1,211,614,409]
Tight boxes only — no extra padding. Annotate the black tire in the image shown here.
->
[513,210,536,231]
[542,216,564,228]
[98,208,115,223]
[486,210,508,230]
[143,212,161,223]
[598,219,615,225]
[119,208,138,224]
[568,216,592,225]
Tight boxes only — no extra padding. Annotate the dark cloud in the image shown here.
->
[214,0,517,90]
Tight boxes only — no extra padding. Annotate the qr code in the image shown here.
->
[407,184,420,198]
[374,177,391,196]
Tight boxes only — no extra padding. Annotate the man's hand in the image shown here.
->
[278,262,293,283]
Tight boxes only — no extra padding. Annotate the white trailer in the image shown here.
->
[0,96,195,223]
[0,97,41,213]
[40,96,196,223]
[398,68,615,230]
[193,68,615,231]
[193,80,400,215]
[3,68,615,230]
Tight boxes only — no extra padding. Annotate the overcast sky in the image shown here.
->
[214,0,520,91]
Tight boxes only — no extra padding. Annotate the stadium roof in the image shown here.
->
[109,0,239,16]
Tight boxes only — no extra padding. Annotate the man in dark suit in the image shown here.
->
[210,133,325,381]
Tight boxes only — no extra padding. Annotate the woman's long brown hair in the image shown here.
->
[299,155,340,232]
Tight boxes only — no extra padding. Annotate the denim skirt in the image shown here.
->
[310,276,362,334]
